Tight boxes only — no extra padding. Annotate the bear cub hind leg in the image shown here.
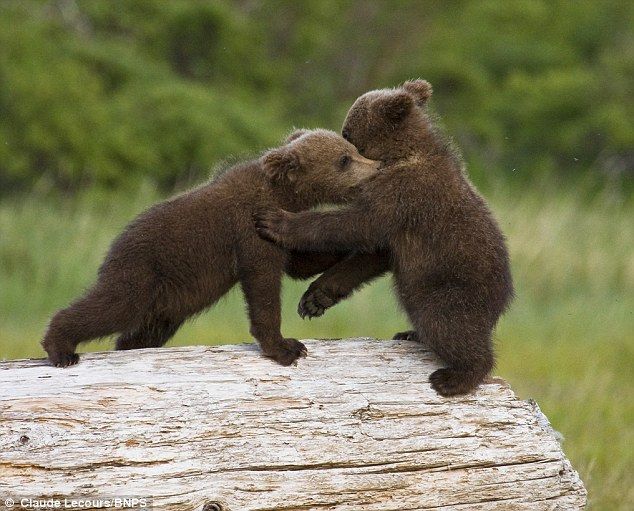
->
[115,316,184,350]
[42,285,138,367]
[427,331,494,397]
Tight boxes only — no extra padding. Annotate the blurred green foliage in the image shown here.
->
[0,3,633,507]
[1,0,632,193]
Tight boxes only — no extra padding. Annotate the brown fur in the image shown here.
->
[41,129,380,367]
[255,80,514,396]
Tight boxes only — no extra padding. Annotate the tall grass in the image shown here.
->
[0,182,632,509]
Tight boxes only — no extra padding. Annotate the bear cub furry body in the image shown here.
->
[256,80,514,396]
[42,129,379,367]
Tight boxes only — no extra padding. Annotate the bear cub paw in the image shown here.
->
[298,287,337,319]
[265,338,308,366]
[48,350,80,368]
[253,209,291,246]
[429,367,479,397]
[393,330,419,342]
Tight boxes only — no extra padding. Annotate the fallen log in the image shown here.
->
[0,338,586,510]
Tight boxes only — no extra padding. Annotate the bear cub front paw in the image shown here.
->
[253,209,292,246]
[298,286,338,319]
[264,338,308,366]
[48,350,80,368]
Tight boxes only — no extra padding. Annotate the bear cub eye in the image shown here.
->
[339,154,351,169]
[342,129,351,141]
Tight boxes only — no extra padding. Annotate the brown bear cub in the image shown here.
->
[42,129,380,368]
[255,80,514,396]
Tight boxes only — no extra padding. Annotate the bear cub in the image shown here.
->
[42,129,379,367]
[256,80,514,396]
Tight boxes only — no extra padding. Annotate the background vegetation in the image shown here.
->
[0,1,632,509]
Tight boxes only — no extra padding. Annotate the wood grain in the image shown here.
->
[0,339,587,510]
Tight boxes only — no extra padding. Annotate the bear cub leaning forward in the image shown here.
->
[256,80,514,397]
[42,129,379,367]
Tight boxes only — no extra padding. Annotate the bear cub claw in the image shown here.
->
[265,338,308,366]
[253,210,290,246]
[298,287,336,319]
[393,330,419,342]
[48,351,80,368]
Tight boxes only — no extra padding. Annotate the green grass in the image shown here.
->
[1,182,632,509]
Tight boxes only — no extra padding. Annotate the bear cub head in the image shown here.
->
[342,79,433,161]
[261,129,380,206]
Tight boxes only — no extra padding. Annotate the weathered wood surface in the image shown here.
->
[0,339,586,511]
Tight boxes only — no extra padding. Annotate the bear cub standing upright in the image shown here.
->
[256,80,514,396]
[42,129,379,367]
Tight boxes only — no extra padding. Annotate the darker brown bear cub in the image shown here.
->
[256,80,514,396]
[42,129,379,367]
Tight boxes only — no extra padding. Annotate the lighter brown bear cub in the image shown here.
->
[256,80,514,397]
[42,129,380,367]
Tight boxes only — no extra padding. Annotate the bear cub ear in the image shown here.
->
[379,91,414,122]
[284,129,309,144]
[262,147,301,183]
[403,79,433,106]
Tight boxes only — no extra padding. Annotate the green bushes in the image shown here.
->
[0,1,284,192]
[0,0,632,193]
